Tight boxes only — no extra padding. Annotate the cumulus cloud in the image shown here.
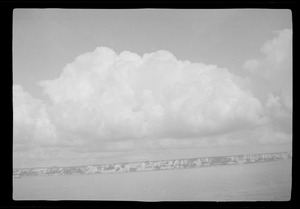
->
[13,85,57,147]
[37,47,265,143]
[244,29,292,113]
[243,28,292,140]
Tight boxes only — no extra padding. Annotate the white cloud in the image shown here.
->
[37,46,265,143]
[243,29,292,113]
[13,85,57,146]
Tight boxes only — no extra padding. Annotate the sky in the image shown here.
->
[13,9,292,168]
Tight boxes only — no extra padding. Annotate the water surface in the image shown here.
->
[13,159,292,201]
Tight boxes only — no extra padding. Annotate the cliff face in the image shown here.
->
[13,152,292,178]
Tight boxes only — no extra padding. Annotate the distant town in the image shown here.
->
[13,152,292,178]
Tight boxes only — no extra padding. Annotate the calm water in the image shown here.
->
[13,159,292,201]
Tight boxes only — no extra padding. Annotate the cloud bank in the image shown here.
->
[13,29,292,166]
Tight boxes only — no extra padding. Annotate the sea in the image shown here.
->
[13,159,292,201]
